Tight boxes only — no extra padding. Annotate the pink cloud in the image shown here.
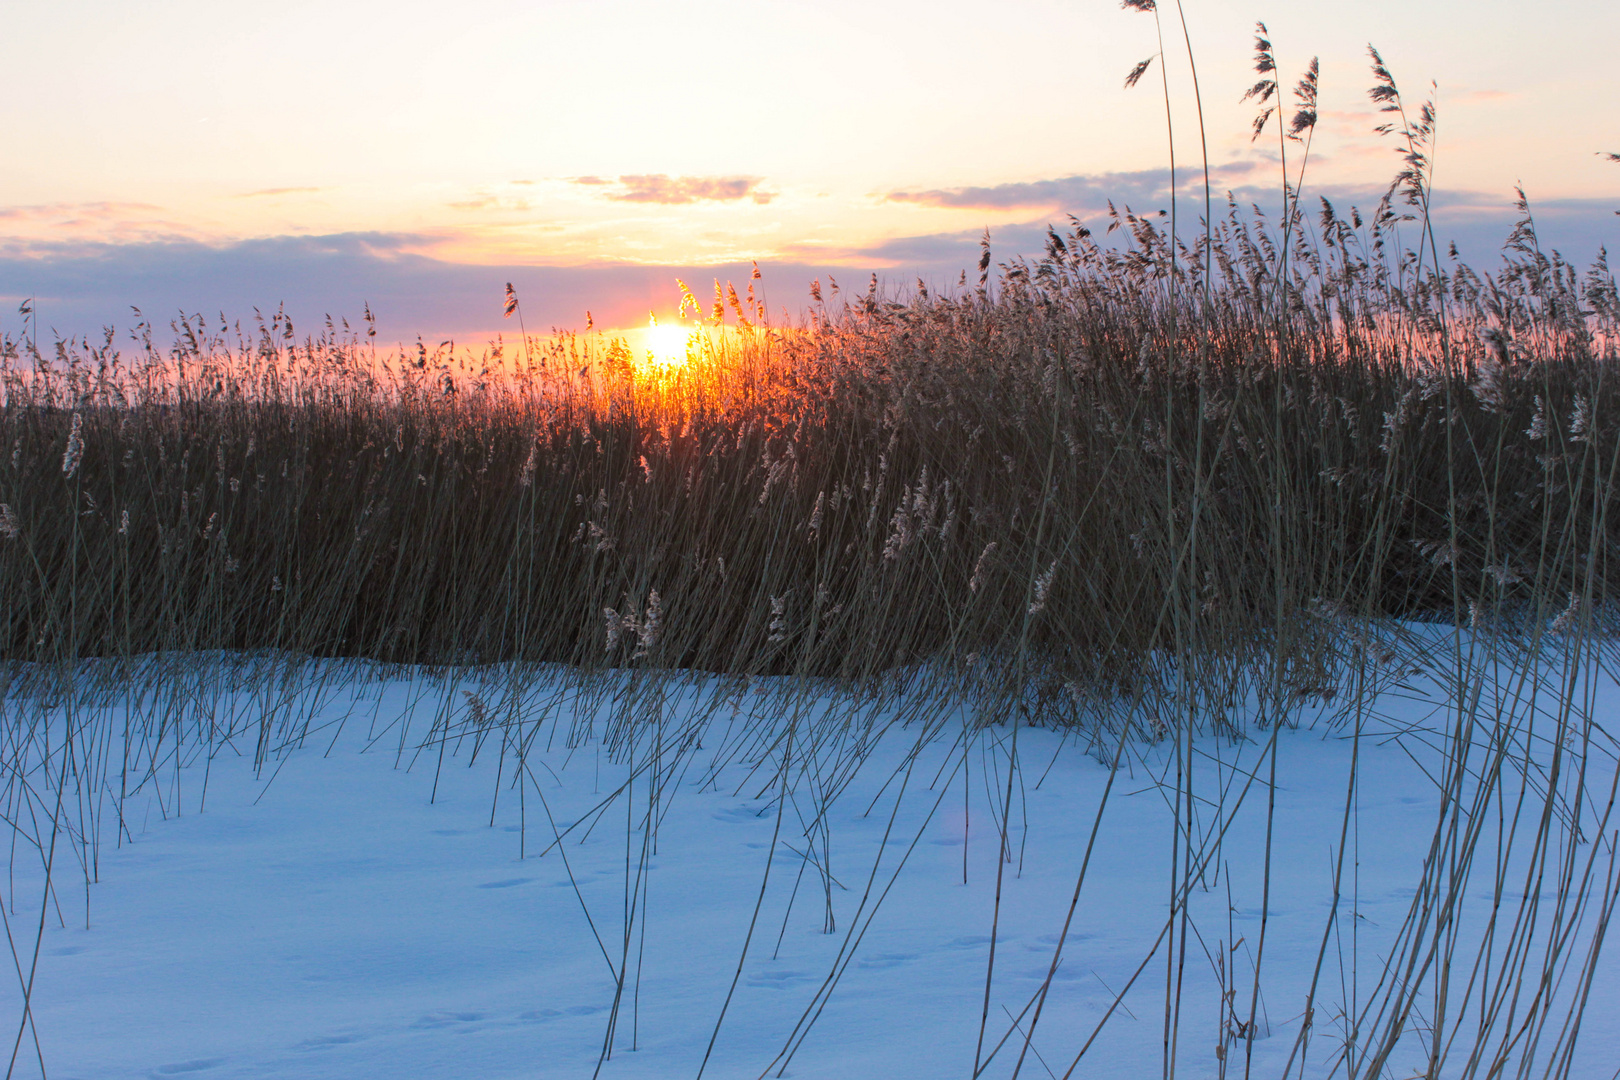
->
[576,175,777,205]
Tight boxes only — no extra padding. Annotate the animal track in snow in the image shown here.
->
[476,877,535,889]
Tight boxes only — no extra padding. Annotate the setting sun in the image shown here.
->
[637,316,700,368]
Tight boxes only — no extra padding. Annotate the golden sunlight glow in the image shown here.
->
[636,317,701,369]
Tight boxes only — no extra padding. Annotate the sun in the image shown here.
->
[638,317,699,368]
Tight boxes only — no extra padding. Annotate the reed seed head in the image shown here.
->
[62,413,84,478]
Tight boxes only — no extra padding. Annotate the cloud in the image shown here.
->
[575,175,778,205]
[0,234,875,343]
[0,201,201,249]
[447,194,533,212]
[880,163,1616,266]
[801,181,1618,278]
[887,176,1132,211]
[2,189,1611,347]
[0,200,163,222]
[236,187,326,198]
[781,223,1054,269]
[885,165,1264,212]
[1173,181,1618,264]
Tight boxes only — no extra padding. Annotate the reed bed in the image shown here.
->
[2,202,1615,692]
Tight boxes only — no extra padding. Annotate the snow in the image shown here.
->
[13,643,1620,1079]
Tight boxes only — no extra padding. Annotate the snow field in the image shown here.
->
[13,645,1620,1079]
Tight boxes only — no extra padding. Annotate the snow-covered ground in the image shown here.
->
[13,642,1620,1079]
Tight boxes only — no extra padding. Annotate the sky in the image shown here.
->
[2,0,1616,347]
